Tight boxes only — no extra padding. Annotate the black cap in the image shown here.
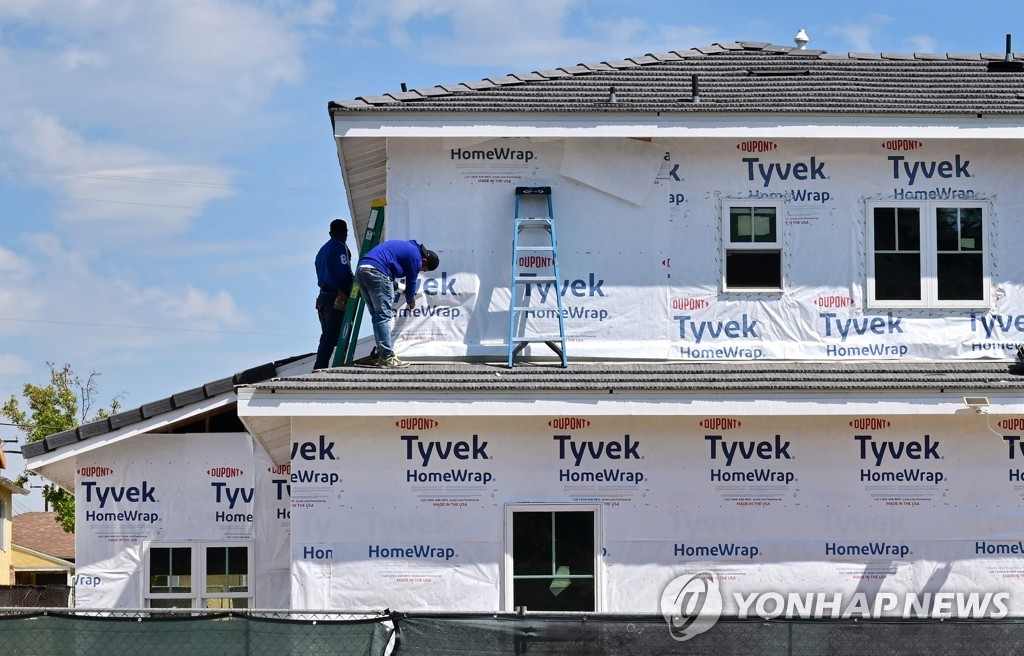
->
[423,249,439,271]
[329,219,347,236]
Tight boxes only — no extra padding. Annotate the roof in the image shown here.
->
[246,360,1024,393]
[12,512,74,562]
[238,360,1024,466]
[21,354,313,460]
[0,476,29,497]
[330,41,1024,116]
[20,354,318,494]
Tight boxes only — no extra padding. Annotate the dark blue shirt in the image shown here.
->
[315,236,353,295]
[359,240,423,305]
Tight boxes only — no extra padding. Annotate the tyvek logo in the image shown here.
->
[661,571,722,642]
[208,467,244,478]
[77,466,113,477]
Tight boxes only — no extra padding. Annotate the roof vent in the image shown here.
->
[988,34,1024,72]
[794,29,809,50]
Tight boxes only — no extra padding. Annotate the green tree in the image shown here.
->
[2,362,122,533]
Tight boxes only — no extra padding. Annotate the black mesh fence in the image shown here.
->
[5,611,1024,655]
[0,610,393,656]
[390,614,1024,656]
[0,585,71,607]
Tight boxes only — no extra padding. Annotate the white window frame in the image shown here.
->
[721,200,784,292]
[866,200,990,309]
[503,503,603,612]
[143,541,253,609]
[0,498,7,552]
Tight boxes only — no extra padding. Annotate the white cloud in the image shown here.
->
[56,46,106,71]
[905,35,937,54]
[0,0,312,144]
[0,353,31,376]
[8,114,234,236]
[826,16,892,54]
[345,0,716,70]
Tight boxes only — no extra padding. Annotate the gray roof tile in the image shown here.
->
[247,361,1024,394]
[21,354,311,458]
[329,41,1024,116]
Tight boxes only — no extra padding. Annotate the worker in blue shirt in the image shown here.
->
[357,239,439,368]
[313,219,354,369]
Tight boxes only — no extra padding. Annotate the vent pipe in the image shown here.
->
[987,34,1023,72]
[794,29,809,50]
[609,86,617,104]
[691,74,700,104]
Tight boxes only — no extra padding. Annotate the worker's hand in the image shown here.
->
[333,291,348,311]
[408,298,416,310]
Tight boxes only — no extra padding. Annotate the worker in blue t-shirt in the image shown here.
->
[357,239,440,368]
[313,219,354,369]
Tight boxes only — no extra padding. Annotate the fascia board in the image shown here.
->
[334,113,1024,139]
[12,544,75,569]
[237,389,1024,418]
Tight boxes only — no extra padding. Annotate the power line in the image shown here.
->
[3,165,339,195]
[0,316,313,338]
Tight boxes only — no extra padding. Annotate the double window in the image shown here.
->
[144,542,251,608]
[504,505,600,612]
[722,202,783,291]
[867,201,988,308]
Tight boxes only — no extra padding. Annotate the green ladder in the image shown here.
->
[508,186,568,367]
[332,199,385,366]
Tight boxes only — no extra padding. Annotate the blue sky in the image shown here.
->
[2,0,1022,513]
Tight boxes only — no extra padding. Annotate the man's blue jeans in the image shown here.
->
[357,267,396,359]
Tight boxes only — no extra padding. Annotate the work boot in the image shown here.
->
[377,354,409,369]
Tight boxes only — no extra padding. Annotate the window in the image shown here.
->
[504,505,600,612]
[867,201,988,308]
[0,498,6,551]
[144,543,252,608]
[723,203,783,291]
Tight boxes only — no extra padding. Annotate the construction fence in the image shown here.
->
[4,610,1024,655]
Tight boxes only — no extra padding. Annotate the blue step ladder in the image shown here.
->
[508,186,568,367]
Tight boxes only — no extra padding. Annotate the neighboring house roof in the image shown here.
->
[1,476,29,497]
[237,361,1024,466]
[21,354,316,491]
[329,41,1024,116]
[12,512,74,562]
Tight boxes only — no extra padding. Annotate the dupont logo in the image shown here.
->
[882,139,923,151]
[268,464,291,475]
[814,296,855,308]
[208,467,244,478]
[396,417,438,430]
[77,466,113,478]
[671,298,710,311]
[518,255,553,269]
[736,140,777,153]
[850,418,891,430]
[999,418,1024,431]
[549,417,591,430]
[700,418,742,431]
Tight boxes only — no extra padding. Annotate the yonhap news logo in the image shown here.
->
[660,571,1010,639]
[660,571,722,642]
